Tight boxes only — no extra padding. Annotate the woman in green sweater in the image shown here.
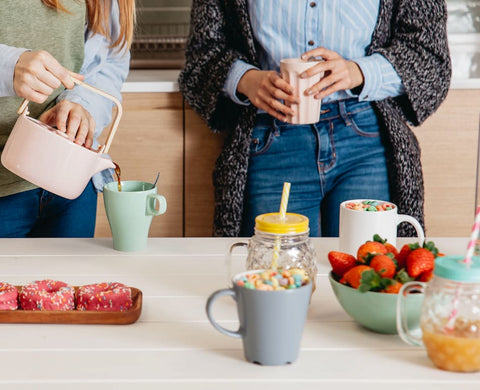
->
[0,0,135,238]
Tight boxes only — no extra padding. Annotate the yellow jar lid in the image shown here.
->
[254,212,309,234]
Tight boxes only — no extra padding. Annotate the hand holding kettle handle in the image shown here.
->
[16,75,122,154]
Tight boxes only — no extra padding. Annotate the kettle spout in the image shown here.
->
[95,156,116,175]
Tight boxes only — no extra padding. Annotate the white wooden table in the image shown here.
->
[0,237,479,389]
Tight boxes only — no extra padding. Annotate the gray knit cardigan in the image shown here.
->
[179,0,451,237]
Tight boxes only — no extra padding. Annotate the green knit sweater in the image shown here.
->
[0,0,85,196]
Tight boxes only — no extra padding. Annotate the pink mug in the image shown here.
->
[280,58,323,124]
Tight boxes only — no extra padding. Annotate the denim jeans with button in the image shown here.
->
[0,180,97,237]
[240,98,390,237]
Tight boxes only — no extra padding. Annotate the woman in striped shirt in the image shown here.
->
[180,0,451,238]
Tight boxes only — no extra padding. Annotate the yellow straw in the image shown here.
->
[272,182,291,269]
[279,182,291,220]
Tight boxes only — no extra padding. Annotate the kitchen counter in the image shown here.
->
[0,236,479,389]
[122,69,180,93]
[123,67,480,93]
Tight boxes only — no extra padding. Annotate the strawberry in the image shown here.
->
[396,243,415,270]
[406,248,435,278]
[328,251,357,278]
[370,254,396,278]
[340,265,373,289]
[373,234,398,258]
[418,269,434,282]
[383,281,403,294]
[356,241,388,263]
[385,243,399,258]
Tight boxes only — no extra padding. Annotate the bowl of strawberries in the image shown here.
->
[328,235,441,334]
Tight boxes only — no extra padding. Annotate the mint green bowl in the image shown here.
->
[328,272,424,334]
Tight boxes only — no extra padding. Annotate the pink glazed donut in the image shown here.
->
[19,280,75,311]
[0,282,18,310]
[76,282,132,311]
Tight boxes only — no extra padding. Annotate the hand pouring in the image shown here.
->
[1,77,122,199]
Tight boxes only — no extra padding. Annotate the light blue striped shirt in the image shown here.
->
[224,0,404,105]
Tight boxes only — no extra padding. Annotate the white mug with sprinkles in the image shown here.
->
[338,199,425,256]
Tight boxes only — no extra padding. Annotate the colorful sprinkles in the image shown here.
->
[236,268,310,291]
[20,280,75,311]
[0,280,134,312]
[77,282,132,312]
[0,282,19,310]
[344,200,395,212]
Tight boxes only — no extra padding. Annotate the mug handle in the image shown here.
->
[226,241,248,283]
[205,288,242,339]
[396,281,426,347]
[146,194,167,216]
[397,214,425,246]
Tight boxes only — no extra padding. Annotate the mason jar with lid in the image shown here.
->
[397,255,480,372]
[227,212,318,289]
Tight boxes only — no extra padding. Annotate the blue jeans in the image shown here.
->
[0,180,97,238]
[240,99,390,237]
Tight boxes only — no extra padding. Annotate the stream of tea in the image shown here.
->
[114,162,122,192]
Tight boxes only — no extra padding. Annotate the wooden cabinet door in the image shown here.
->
[184,106,224,236]
[414,89,480,237]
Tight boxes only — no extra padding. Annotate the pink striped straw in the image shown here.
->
[445,205,480,331]
[464,205,480,264]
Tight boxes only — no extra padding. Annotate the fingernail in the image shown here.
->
[300,72,306,78]
[306,89,314,96]
[301,54,306,60]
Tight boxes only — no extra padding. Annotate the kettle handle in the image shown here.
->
[16,76,122,154]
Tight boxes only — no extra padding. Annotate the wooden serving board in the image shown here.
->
[0,287,142,325]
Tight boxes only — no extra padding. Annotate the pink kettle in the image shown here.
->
[1,78,122,199]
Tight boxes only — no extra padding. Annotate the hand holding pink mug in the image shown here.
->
[338,199,425,255]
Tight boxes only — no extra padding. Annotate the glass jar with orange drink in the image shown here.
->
[397,255,480,372]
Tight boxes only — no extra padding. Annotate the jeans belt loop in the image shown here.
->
[338,100,351,127]
[272,116,280,136]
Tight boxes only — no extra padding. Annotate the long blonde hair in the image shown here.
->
[42,0,135,52]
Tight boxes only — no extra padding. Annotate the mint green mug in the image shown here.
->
[103,181,167,251]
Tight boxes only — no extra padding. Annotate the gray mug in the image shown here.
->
[206,270,312,366]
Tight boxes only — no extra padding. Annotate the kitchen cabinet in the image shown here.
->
[413,89,480,238]
[184,105,224,236]
[94,89,480,238]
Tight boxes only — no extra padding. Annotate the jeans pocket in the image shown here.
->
[347,105,380,138]
[250,125,275,156]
